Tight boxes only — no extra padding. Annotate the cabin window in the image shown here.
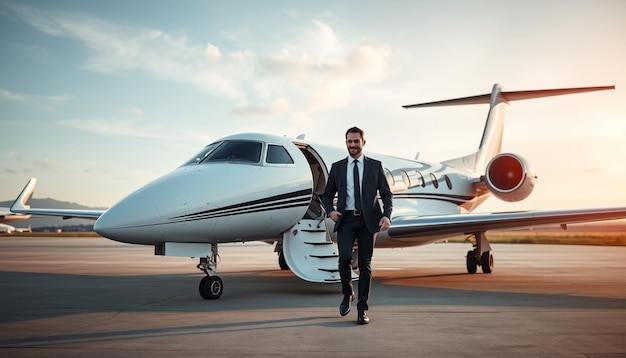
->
[203,140,262,163]
[444,175,452,189]
[430,173,439,189]
[416,171,425,187]
[266,144,294,164]
[400,170,410,188]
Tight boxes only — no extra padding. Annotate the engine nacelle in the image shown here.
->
[484,153,537,202]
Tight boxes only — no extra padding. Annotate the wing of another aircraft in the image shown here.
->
[388,207,626,239]
[9,178,104,220]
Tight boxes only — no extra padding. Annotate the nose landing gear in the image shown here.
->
[198,243,224,299]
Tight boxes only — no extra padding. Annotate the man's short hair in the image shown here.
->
[345,126,365,139]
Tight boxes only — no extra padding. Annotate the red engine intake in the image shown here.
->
[484,153,537,202]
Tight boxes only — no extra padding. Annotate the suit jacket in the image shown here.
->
[321,156,393,233]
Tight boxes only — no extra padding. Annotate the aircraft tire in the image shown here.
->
[199,275,224,299]
[278,251,289,270]
[466,250,478,274]
[481,251,493,274]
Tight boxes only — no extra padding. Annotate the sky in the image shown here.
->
[1,0,625,213]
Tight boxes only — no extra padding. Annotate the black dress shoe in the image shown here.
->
[339,294,354,316]
[357,310,369,324]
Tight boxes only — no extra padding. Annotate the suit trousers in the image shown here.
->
[337,211,375,311]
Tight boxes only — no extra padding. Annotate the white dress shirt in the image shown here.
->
[345,155,364,210]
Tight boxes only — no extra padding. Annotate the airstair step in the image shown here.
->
[304,241,333,246]
[282,218,356,283]
[301,228,326,233]
[310,254,338,259]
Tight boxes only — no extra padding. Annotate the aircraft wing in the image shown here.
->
[9,178,104,220]
[9,207,104,220]
[388,207,626,238]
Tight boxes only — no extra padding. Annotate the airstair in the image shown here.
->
[282,219,358,283]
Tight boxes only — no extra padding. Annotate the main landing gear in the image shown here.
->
[465,231,494,274]
[197,243,224,299]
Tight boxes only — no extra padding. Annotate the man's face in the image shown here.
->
[345,132,365,158]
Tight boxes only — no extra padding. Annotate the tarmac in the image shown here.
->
[0,236,625,357]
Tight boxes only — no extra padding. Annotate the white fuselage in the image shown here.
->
[93,133,488,248]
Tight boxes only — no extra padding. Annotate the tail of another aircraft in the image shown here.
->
[403,84,615,173]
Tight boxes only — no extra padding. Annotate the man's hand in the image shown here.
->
[379,216,391,231]
[329,211,342,222]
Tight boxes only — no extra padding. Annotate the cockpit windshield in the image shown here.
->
[208,140,262,163]
[182,140,262,166]
[182,141,223,166]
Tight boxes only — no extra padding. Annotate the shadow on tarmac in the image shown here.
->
[1,268,624,326]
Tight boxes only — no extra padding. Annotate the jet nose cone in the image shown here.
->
[94,194,161,243]
[94,169,203,243]
[93,211,114,239]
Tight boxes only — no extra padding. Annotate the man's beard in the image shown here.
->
[349,147,362,156]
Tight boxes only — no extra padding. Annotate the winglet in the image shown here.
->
[10,178,37,213]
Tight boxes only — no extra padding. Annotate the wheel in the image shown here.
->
[481,251,493,274]
[466,250,477,274]
[199,275,223,299]
[278,250,289,270]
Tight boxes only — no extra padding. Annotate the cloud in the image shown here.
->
[9,3,244,100]
[204,43,222,60]
[127,106,145,117]
[256,50,314,83]
[0,87,72,108]
[60,117,170,141]
[231,98,290,117]
[3,159,66,175]
[59,115,211,150]
[0,89,25,101]
[46,94,74,106]
[305,20,343,63]
[11,4,394,119]
[254,20,393,112]
[32,159,62,171]
[308,44,391,111]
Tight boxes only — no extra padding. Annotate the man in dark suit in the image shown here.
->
[321,126,393,324]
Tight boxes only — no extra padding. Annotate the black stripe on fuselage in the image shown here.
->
[168,189,312,223]
[392,192,475,206]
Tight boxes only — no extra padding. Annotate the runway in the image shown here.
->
[1,236,625,357]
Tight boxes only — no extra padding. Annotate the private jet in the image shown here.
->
[11,84,626,299]
[0,223,17,233]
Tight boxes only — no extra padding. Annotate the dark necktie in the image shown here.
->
[353,160,362,211]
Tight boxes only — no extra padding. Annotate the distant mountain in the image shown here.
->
[0,198,106,229]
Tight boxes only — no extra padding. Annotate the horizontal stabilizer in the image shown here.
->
[403,85,615,109]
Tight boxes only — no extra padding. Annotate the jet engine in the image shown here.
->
[484,153,537,202]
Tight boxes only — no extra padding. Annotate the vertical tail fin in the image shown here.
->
[403,84,615,172]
